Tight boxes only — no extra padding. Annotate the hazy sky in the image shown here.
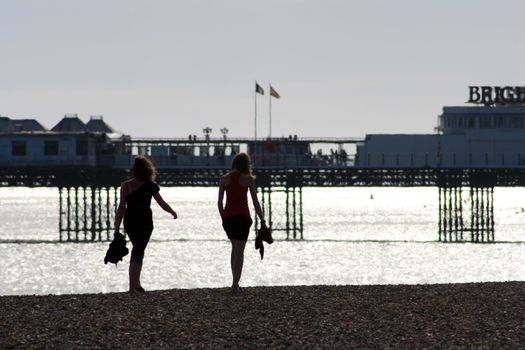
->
[2,0,525,138]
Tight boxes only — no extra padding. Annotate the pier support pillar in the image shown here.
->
[59,186,118,241]
[257,186,303,240]
[438,186,495,242]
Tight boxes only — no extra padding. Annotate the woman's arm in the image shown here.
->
[114,184,126,233]
[153,192,177,219]
[217,178,225,218]
[248,178,266,226]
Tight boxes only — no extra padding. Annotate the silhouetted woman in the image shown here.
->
[114,155,177,293]
[218,153,267,293]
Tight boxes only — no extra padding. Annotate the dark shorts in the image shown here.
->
[222,216,253,242]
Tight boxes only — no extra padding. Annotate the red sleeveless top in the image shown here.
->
[223,171,250,218]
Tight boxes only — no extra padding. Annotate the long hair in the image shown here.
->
[132,155,157,181]
[231,152,253,176]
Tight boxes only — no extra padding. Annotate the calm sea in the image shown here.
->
[1,187,524,296]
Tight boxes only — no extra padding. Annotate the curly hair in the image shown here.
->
[132,155,157,181]
[231,152,253,176]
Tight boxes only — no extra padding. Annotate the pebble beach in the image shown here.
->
[1,282,524,349]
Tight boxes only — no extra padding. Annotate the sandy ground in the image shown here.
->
[1,282,524,349]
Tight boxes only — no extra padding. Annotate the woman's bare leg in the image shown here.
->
[230,240,235,279]
[129,261,142,292]
[231,239,246,291]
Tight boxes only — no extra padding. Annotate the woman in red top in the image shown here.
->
[218,153,266,293]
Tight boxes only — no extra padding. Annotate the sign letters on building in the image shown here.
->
[468,86,525,106]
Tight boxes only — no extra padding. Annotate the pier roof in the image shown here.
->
[51,115,87,132]
[86,116,115,133]
[0,117,47,133]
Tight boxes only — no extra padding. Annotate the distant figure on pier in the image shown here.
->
[114,155,178,293]
[218,153,267,294]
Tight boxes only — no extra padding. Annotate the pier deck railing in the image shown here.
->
[2,166,525,188]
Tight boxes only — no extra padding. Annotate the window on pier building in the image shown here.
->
[510,117,524,128]
[11,141,26,156]
[494,117,506,128]
[479,116,492,128]
[457,117,465,128]
[446,116,466,129]
[44,141,59,156]
[446,117,454,128]
[76,139,88,156]
[468,117,475,128]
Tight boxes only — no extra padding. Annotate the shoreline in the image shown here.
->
[2,282,524,349]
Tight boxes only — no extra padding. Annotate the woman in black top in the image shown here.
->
[114,155,177,293]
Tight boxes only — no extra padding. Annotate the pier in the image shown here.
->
[3,104,525,242]
[2,164,525,242]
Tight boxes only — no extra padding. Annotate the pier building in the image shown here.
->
[111,137,354,169]
[0,114,355,169]
[0,114,127,167]
[356,92,525,168]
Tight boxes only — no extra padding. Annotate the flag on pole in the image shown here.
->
[256,82,264,95]
[270,85,280,99]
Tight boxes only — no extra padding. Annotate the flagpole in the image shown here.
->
[269,83,272,139]
[254,81,257,141]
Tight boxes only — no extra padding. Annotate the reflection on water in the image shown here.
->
[1,187,524,295]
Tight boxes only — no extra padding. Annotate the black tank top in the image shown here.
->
[123,181,160,232]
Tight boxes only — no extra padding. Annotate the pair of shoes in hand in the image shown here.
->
[104,232,129,266]
[255,226,273,260]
